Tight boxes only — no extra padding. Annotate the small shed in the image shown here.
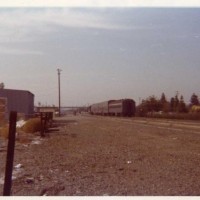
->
[36,107,57,118]
[0,88,34,119]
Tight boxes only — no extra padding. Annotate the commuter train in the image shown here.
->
[89,99,136,117]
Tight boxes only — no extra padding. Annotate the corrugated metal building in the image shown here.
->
[0,89,34,118]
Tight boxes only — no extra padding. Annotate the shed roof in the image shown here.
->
[0,88,34,96]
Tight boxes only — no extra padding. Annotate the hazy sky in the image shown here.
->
[0,5,200,106]
[1,0,200,7]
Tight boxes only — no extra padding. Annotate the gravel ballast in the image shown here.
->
[0,114,200,196]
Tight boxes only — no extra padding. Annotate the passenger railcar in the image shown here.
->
[90,99,135,117]
[90,100,111,115]
[109,99,135,117]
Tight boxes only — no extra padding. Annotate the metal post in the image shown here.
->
[40,112,45,137]
[57,69,62,117]
[3,111,17,196]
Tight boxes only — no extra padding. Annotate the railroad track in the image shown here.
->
[85,114,200,134]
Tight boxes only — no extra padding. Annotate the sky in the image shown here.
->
[0,0,200,7]
[0,1,200,107]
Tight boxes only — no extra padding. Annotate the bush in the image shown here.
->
[21,118,41,133]
[0,118,42,139]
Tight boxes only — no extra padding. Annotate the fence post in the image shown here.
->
[40,112,45,137]
[3,111,17,196]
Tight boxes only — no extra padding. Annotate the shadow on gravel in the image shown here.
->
[52,119,77,127]
[53,119,77,123]
[47,128,60,132]
[45,119,78,135]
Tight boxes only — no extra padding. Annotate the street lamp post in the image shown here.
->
[57,68,62,117]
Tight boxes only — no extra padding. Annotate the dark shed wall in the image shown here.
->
[0,89,34,117]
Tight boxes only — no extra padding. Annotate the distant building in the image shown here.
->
[35,106,57,118]
[0,88,34,119]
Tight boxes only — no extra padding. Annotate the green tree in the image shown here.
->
[150,96,161,112]
[170,97,175,112]
[141,96,161,113]
[174,92,180,112]
[136,99,148,117]
[178,95,187,113]
[190,93,199,106]
[160,93,167,104]
[160,93,170,112]
[0,82,4,89]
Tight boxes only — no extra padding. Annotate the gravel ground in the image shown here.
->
[0,114,200,196]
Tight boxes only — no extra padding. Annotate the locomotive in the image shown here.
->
[89,99,136,117]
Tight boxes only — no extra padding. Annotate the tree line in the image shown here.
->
[137,92,200,117]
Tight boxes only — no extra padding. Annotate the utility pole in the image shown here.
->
[57,68,62,117]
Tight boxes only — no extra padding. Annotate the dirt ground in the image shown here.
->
[0,114,200,196]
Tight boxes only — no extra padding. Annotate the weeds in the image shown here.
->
[0,117,48,139]
[21,118,41,133]
[0,124,9,139]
